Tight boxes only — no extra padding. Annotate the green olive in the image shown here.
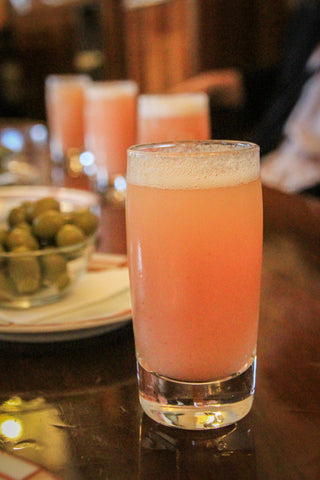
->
[41,251,71,291]
[41,252,68,283]
[55,272,70,291]
[62,212,74,224]
[14,222,32,234]
[21,201,33,210]
[7,206,27,228]
[27,197,60,221]
[33,210,65,240]
[21,201,35,223]
[5,227,39,251]
[55,224,85,247]
[0,271,15,301]
[8,248,41,294]
[72,208,98,236]
[11,245,30,253]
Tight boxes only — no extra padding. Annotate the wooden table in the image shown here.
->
[0,185,319,480]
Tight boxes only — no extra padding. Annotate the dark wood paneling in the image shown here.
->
[197,0,289,72]
[123,0,198,92]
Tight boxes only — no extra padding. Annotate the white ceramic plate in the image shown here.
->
[0,254,132,343]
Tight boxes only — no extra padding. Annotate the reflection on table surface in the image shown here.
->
[0,388,257,479]
[0,376,257,479]
[0,127,319,479]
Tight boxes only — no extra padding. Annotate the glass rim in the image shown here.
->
[138,92,209,99]
[85,79,139,97]
[45,74,91,85]
[138,93,209,116]
[128,140,259,157]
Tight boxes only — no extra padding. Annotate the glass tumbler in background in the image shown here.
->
[137,92,211,143]
[126,140,263,430]
[45,74,90,165]
[84,80,138,200]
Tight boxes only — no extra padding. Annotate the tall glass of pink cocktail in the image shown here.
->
[45,74,90,164]
[84,80,138,197]
[137,93,210,143]
[126,140,262,430]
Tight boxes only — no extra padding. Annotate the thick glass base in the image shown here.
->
[138,357,256,430]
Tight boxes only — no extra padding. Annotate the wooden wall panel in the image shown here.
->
[197,0,289,72]
[100,1,126,79]
[2,0,289,118]
[123,0,198,93]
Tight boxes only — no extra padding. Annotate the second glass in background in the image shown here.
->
[45,74,90,165]
[137,92,211,143]
[84,80,138,200]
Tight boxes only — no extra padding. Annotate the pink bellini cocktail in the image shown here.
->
[137,93,210,143]
[45,74,90,164]
[84,80,138,194]
[126,140,263,430]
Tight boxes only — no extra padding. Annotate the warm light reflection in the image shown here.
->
[0,418,22,440]
[69,151,84,176]
[0,397,70,471]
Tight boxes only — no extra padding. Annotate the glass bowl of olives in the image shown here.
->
[0,186,100,309]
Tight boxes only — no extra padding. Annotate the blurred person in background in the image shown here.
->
[171,0,320,197]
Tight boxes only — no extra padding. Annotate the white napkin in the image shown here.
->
[0,267,130,325]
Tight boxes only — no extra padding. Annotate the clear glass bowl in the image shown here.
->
[0,186,100,309]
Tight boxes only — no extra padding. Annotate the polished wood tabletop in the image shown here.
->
[0,180,319,480]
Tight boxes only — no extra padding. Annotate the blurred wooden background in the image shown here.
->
[0,0,289,120]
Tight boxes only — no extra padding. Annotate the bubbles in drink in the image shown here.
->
[127,140,260,189]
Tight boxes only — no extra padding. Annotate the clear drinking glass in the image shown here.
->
[84,80,138,199]
[137,93,211,143]
[126,140,263,430]
[45,74,90,165]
